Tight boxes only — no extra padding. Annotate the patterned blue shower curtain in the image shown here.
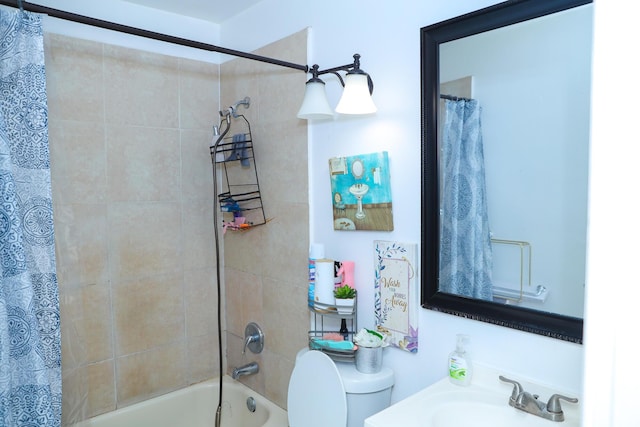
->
[439,99,493,301]
[0,9,61,427]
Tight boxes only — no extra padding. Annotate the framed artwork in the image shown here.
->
[374,240,419,353]
[328,151,393,231]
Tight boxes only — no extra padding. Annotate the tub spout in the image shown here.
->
[232,362,259,380]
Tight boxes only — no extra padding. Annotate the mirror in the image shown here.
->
[420,0,592,343]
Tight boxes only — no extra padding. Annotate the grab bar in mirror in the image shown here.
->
[493,284,548,303]
[491,238,533,303]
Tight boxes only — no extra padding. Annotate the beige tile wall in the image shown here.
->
[46,34,220,424]
[46,28,309,424]
[220,29,310,408]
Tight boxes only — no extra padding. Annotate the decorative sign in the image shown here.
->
[374,241,418,353]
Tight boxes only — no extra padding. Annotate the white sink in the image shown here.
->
[349,183,369,197]
[365,364,580,427]
[349,183,369,219]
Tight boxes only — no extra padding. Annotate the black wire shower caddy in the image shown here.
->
[210,115,267,230]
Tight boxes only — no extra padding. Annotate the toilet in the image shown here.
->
[288,348,394,427]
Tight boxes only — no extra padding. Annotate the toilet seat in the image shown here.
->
[287,350,347,427]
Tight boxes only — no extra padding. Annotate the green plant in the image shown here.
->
[334,284,356,299]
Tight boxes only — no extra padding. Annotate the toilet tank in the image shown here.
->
[335,361,394,427]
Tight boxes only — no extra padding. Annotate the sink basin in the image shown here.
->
[349,183,369,197]
[365,364,580,427]
[431,402,578,427]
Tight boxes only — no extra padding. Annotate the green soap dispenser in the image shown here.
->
[448,334,472,386]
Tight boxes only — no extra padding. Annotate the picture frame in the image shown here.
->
[329,151,393,231]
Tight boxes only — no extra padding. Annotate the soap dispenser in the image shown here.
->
[448,334,472,386]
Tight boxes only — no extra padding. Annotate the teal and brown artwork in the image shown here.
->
[328,151,393,231]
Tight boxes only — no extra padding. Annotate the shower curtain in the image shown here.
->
[439,98,493,300]
[0,9,61,427]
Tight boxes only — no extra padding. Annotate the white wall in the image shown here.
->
[222,0,584,402]
[582,0,640,425]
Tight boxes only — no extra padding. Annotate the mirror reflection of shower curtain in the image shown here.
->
[439,99,493,300]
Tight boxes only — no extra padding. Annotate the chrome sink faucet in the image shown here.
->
[499,376,578,422]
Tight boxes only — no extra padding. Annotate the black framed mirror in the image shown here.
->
[420,0,592,343]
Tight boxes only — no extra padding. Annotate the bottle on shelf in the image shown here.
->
[340,319,349,341]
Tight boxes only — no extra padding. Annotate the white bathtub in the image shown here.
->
[74,376,288,427]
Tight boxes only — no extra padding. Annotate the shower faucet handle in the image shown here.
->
[243,322,264,354]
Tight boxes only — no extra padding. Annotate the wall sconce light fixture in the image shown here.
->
[297,54,377,120]
[296,65,334,120]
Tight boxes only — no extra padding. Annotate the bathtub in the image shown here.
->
[74,376,288,427]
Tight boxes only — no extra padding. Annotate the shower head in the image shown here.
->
[219,96,251,118]
[234,96,251,111]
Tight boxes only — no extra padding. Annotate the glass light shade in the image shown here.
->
[335,73,377,115]
[297,80,334,120]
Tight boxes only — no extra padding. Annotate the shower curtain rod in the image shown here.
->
[0,0,309,73]
[440,94,473,101]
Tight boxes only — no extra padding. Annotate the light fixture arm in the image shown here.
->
[314,54,374,94]
[316,53,361,76]
[329,72,346,87]
[307,64,345,87]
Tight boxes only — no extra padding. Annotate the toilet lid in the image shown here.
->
[288,350,347,427]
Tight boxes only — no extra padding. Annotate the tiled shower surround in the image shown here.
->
[46,30,309,425]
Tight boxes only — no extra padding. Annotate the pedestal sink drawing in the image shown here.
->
[349,183,369,219]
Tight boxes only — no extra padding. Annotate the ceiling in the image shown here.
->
[122,0,264,24]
